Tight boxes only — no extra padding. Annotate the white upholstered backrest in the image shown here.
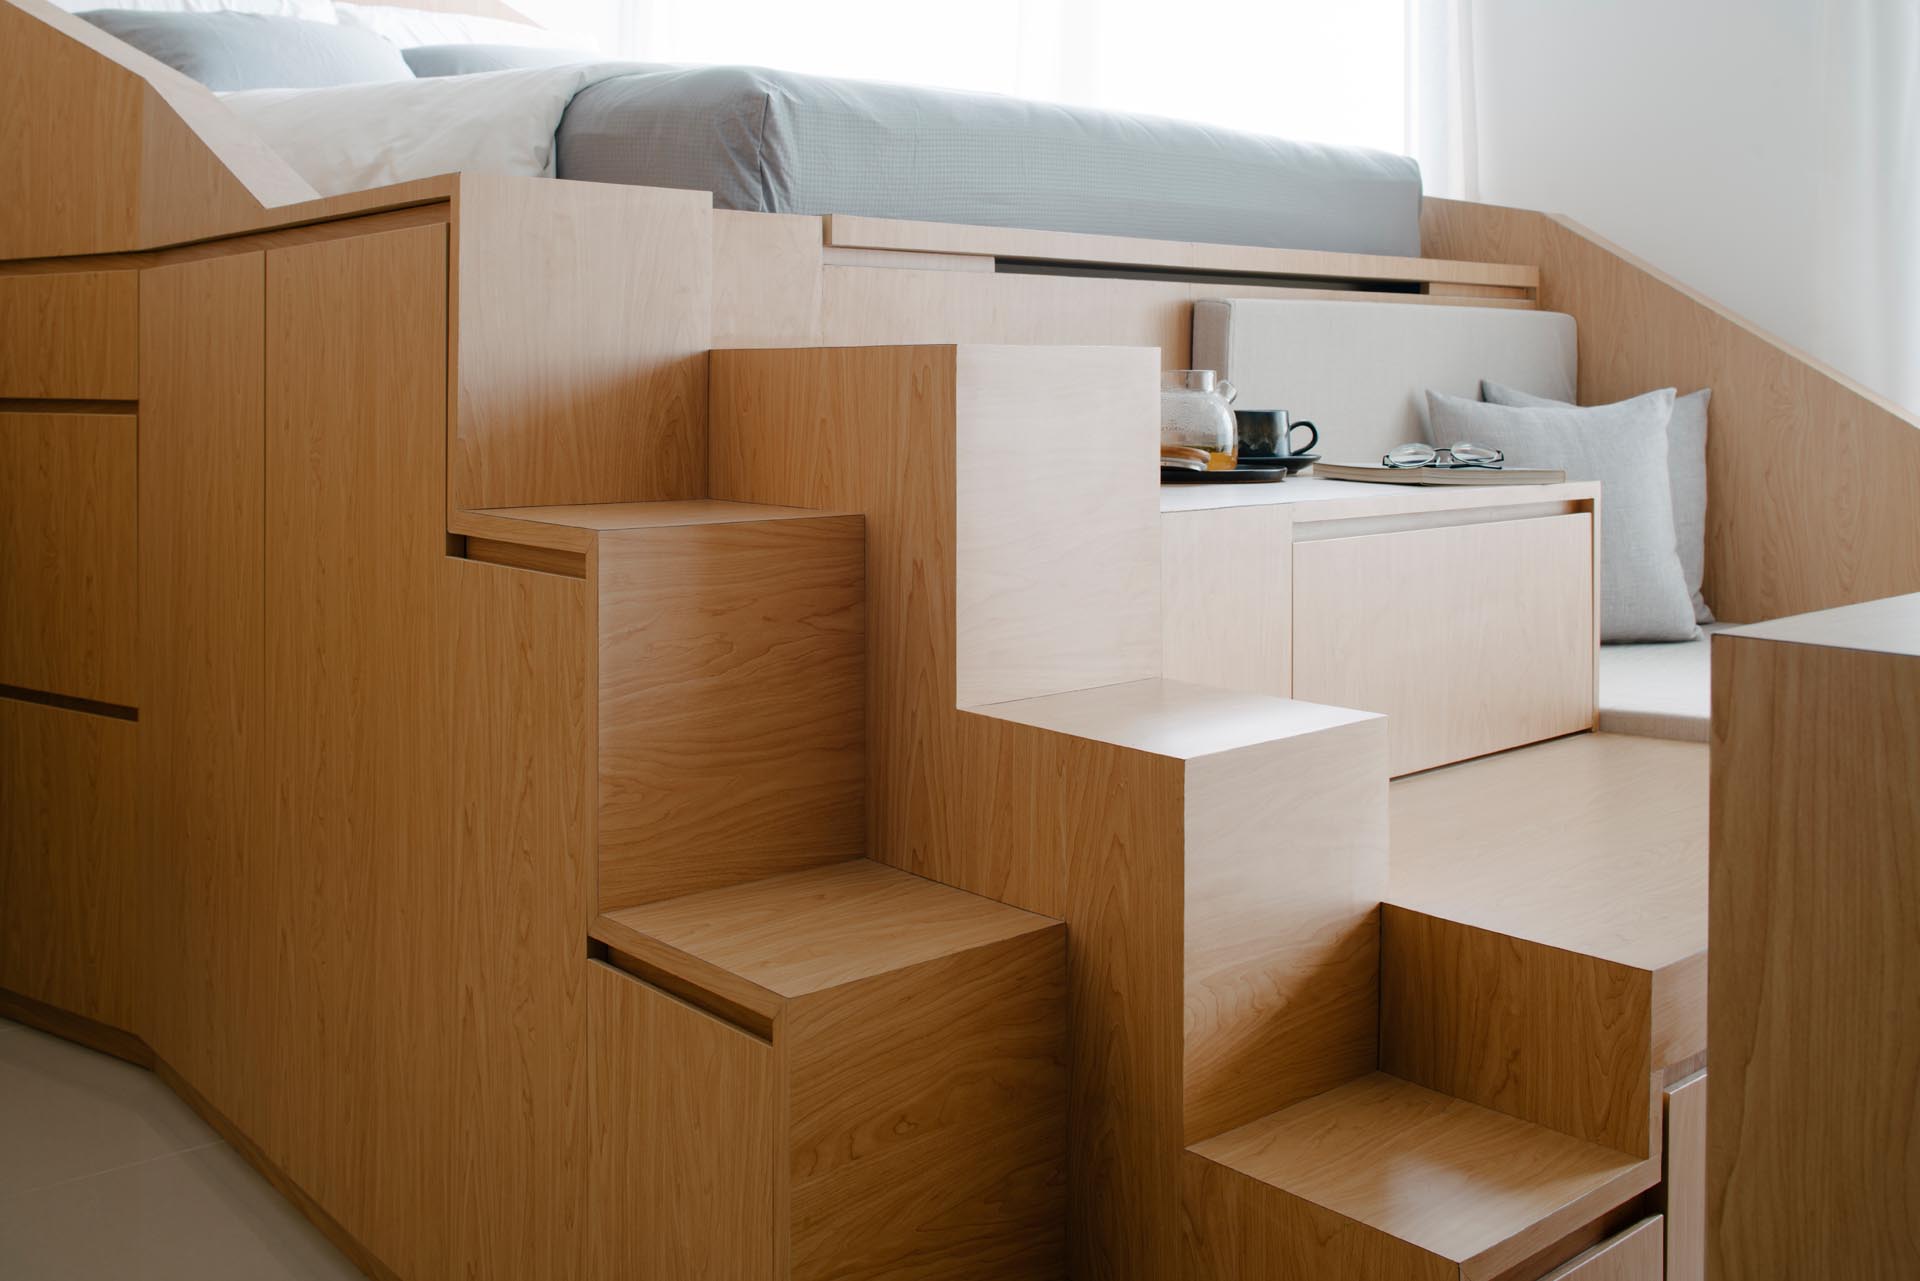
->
[1192,299,1578,465]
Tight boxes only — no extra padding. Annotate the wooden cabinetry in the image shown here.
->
[1542,1216,1664,1280]
[0,269,137,399]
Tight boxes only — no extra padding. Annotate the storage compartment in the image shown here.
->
[0,411,137,706]
[1540,1215,1664,1279]
[0,270,138,400]
[1293,514,1595,775]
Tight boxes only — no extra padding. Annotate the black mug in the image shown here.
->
[1234,410,1319,458]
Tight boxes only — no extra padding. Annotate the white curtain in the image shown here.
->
[1403,0,1478,200]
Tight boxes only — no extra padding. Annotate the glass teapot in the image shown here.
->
[1159,370,1239,471]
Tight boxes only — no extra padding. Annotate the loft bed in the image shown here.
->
[2,1,1918,1279]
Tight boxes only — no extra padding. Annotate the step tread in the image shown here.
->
[1189,1072,1656,1272]
[478,498,848,533]
[595,858,1059,1001]
[1388,733,1705,974]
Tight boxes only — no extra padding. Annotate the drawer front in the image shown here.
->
[0,412,138,705]
[1293,514,1595,775]
[0,271,138,400]
[1542,1215,1664,1280]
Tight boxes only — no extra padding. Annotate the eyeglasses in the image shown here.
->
[1382,441,1507,470]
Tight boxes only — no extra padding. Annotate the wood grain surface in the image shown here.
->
[1662,1072,1706,1281]
[1423,197,1920,623]
[0,269,137,398]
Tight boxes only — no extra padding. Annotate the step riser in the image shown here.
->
[1380,905,1657,1158]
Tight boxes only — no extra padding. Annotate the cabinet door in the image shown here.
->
[1663,1072,1706,1281]
[1293,514,1595,775]
[1542,1216,1664,1280]
[588,960,782,1280]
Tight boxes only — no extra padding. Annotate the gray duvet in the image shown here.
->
[556,65,1423,256]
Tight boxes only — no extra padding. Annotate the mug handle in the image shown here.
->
[1287,420,1318,455]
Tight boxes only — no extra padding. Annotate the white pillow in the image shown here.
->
[220,63,627,193]
[333,2,587,48]
[53,0,337,20]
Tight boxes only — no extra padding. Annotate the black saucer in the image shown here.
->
[1160,464,1287,484]
[1237,453,1319,476]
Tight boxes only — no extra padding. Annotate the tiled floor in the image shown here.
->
[0,1018,364,1280]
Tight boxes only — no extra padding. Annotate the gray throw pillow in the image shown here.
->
[1426,388,1700,643]
[402,43,600,77]
[1484,380,1713,624]
[81,10,414,91]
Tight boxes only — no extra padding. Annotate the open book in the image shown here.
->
[1312,462,1567,486]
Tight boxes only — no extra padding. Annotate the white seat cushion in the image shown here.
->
[1597,624,1732,741]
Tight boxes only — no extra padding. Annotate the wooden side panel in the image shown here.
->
[953,344,1161,707]
[1663,1073,1705,1281]
[1182,717,1387,1144]
[0,270,138,399]
[711,209,823,348]
[1293,514,1595,775]
[1423,197,1920,622]
[587,961,781,1281]
[452,175,711,510]
[1708,634,1920,1279]
[1381,906,1655,1158]
[0,699,137,1029]
[0,411,137,706]
[787,928,1069,1281]
[136,251,267,1134]
[1544,1216,1664,1281]
[262,224,454,1278]
[1161,505,1293,698]
[597,515,866,909]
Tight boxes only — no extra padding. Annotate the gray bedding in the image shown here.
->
[556,66,1423,256]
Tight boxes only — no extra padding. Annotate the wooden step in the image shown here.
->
[1382,735,1709,1158]
[589,859,1067,1280]
[1181,1073,1659,1281]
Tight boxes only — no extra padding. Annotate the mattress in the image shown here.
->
[556,66,1424,256]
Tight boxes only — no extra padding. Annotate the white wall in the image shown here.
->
[1469,0,1919,414]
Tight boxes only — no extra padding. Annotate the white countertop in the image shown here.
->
[1159,473,1600,523]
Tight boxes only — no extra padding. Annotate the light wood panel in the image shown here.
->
[1542,1217,1663,1281]
[1423,197,1920,622]
[952,344,1160,706]
[826,213,1540,288]
[1182,714,1386,1143]
[596,513,865,908]
[587,961,782,1281]
[1293,514,1596,775]
[1185,1073,1657,1281]
[712,209,824,348]
[0,410,137,706]
[1708,615,1920,1280]
[1381,905,1656,1158]
[596,860,1069,1280]
[0,698,137,1029]
[1663,1072,1705,1281]
[136,250,267,1137]
[0,0,317,259]
[451,176,711,510]
[0,269,137,399]
[1161,505,1293,697]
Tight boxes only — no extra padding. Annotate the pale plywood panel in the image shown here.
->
[587,961,782,1281]
[0,698,137,1031]
[136,250,269,1137]
[452,176,711,510]
[1709,631,1920,1280]
[597,514,866,909]
[1161,505,1293,698]
[1381,905,1656,1158]
[0,269,137,399]
[1423,197,1920,623]
[953,344,1161,707]
[1182,716,1388,1144]
[1293,514,1595,775]
[1663,1073,1706,1281]
[0,411,137,706]
[712,209,823,348]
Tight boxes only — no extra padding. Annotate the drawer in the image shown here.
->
[0,270,139,400]
[0,411,138,706]
[1541,1215,1664,1279]
[1293,514,1595,775]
